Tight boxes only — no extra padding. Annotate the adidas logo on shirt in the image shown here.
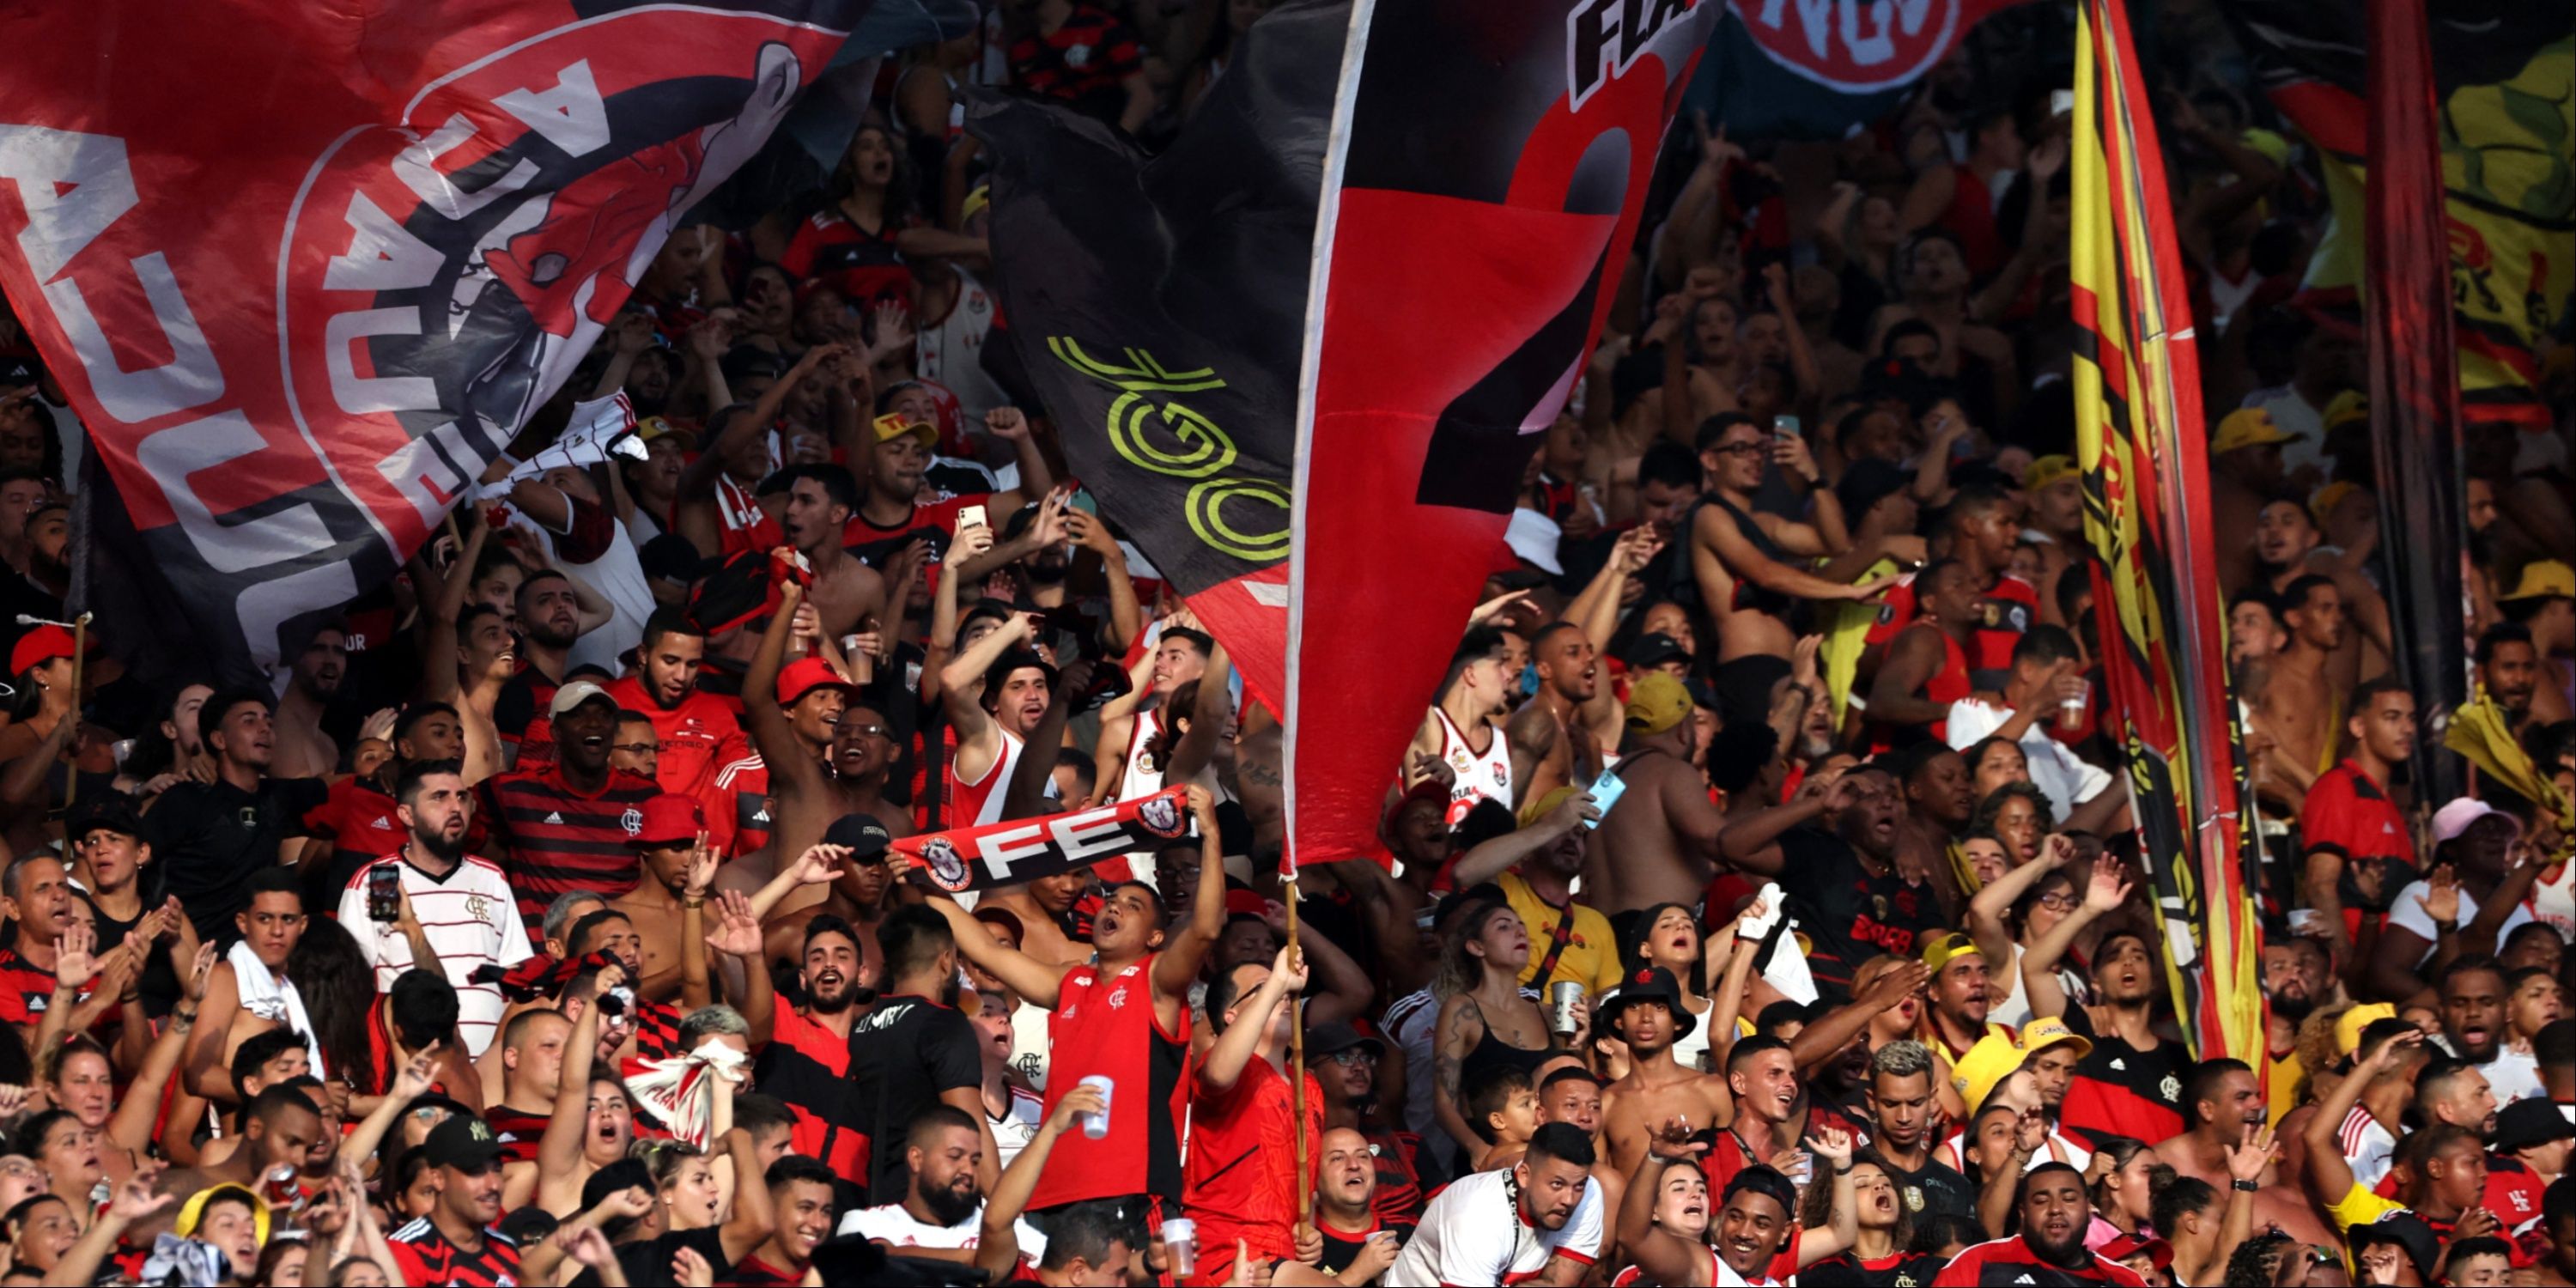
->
[370,817,393,829]
[544,811,565,825]
[2108,1058,2126,1071]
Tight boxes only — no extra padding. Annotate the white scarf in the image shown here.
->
[227,939,323,1082]
[623,1039,748,1148]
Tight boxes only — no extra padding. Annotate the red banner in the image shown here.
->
[1281,0,1722,871]
[895,787,1195,893]
[0,0,869,682]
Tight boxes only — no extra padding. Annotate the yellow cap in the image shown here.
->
[2019,1015,2094,1064]
[2022,453,2079,493]
[1624,672,1692,736]
[176,1184,271,1246]
[1920,931,1981,975]
[2239,128,2292,167]
[2211,406,2297,454]
[2322,390,2370,433]
[2500,560,2574,603]
[2307,480,2360,529]
[1953,1031,2026,1114]
[872,411,937,448]
[2336,1002,2398,1056]
[1518,785,1577,829]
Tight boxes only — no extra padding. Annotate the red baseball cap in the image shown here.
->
[8,625,75,677]
[777,658,860,708]
[629,794,704,848]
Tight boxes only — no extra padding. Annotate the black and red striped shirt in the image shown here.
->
[0,947,67,1027]
[304,774,404,896]
[1006,5,1141,125]
[386,1218,521,1287]
[475,765,659,941]
[752,1006,869,1183]
[484,1103,550,1165]
[1931,1235,2147,1285]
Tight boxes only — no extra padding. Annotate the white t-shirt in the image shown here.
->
[1937,1127,2092,1174]
[839,1200,1048,1261]
[2336,1105,2398,1191]
[2479,1047,2545,1106]
[990,1085,1044,1172]
[337,855,532,1055]
[1387,1166,1603,1287]
[2382,880,2535,964]
[1944,699,2113,823]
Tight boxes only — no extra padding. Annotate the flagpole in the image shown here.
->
[1285,871,1310,1235]
[63,612,88,818]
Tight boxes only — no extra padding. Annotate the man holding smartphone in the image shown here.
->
[343,759,532,1055]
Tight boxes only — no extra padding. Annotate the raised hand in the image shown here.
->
[683,831,720,902]
[2416,864,2462,925]
[52,922,100,990]
[790,843,851,889]
[1805,1126,1855,1168]
[1861,960,1932,1009]
[671,1244,715,1288]
[705,890,764,960]
[866,301,915,361]
[182,941,219,1004]
[985,407,1031,442]
[358,707,400,745]
[2223,1121,2277,1184]
[559,1224,617,1271]
[2082,856,2132,914]
[1269,941,1311,996]
[1047,1079,1107,1138]
[1468,589,1538,627]
[392,1045,440,1103]
[107,1165,174,1223]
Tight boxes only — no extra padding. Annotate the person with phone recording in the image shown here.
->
[338,760,526,1056]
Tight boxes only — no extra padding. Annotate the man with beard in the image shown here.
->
[1863,1040,1978,1223]
[2405,1060,2547,1239]
[1389,1121,1603,1286]
[2260,934,2337,1122]
[1513,533,1656,802]
[340,761,528,1054]
[2022,860,2188,1147]
[143,688,329,942]
[2375,809,2541,1005]
[748,890,871,1180]
[1314,1126,1407,1285]
[477,680,661,944]
[1722,763,1947,994]
[730,1157,839,1286]
[1916,933,2003,1061]
[388,1115,522,1286]
[842,405,1054,569]
[1444,787,1612,993]
[493,568,601,770]
[774,464,888,641]
[2476,623,2542,736]
[843,1106,1047,1261]
[1932,1162,2147,1285]
[2433,957,2541,1103]
[850,904,997,1204]
[602,611,747,801]
[1584,674,1728,914]
[306,703,467,896]
[269,623,347,780]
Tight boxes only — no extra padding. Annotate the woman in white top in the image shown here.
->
[1619,900,1772,1074]
[1964,835,2087,1030]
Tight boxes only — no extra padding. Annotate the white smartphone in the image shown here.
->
[957,504,987,532]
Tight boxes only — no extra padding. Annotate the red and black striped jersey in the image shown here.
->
[2057,1024,2186,1150]
[386,1218,522,1287]
[1930,1235,2147,1285]
[474,765,658,941]
[303,773,404,894]
[483,1103,550,1165]
[1006,5,1141,123]
[753,1005,869,1183]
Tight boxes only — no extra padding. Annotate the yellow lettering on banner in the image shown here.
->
[1048,337,1289,564]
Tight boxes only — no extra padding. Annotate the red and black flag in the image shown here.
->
[963,3,1358,714]
[1282,0,1722,872]
[0,0,874,683]
[2069,0,2263,1073]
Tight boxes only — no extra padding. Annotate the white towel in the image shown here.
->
[228,939,324,1082]
[623,1039,748,1149]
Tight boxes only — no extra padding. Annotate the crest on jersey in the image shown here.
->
[620,807,643,836]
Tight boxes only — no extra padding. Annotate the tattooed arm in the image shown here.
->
[1431,994,1488,1158]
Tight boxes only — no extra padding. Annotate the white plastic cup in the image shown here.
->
[1161,1217,1197,1277]
[1078,1073,1114,1140]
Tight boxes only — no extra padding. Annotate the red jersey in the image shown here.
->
[946,728,1024,829]
[483,1103,550,1165]
[1868,624,1971,752]
[1936,165,2008,276]
[780,208,916,313]
[386,1219,522,1288]
[602,676,750,801]
[302,773,404,892]
[1027,955,1189,1212]
[702,753,775,859]
[1932,1235,2148,1285]
[474,765,661,939]
[1868,569,2039,689]
[712,473,786,558]
[753,1005,870,1182]
[2300,761,2417,935]
[1186,1058,1325,1270]
[843,492,986,570]
[1006,4,1143,124]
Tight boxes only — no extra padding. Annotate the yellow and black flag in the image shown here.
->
[2069,0,2266,1076]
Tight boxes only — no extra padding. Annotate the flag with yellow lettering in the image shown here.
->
[2069,0,2264,1073]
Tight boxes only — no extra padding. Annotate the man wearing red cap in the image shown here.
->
[609,794,719,1001]
[708,584,890,869]
[601,609,747,801]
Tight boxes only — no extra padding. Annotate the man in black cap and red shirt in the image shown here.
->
[387,1115,522,1287]
[1310,1019,1423,1230]
[476,678,661,945]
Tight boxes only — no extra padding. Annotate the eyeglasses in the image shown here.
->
[841,723,890,739]
[2033,893,2078,912]
[1324,1048,1378,1066]
[1711,440,1768,458]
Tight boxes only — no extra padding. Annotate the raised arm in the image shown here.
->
[1159,641,1233,787]
[106,942,217,1154]
[2021,857,2128,1020]
[1965,836,2063,966]
[535,963,623,1189]
[1447,793,1598,890]
[1790,960,1929,1074]
[927,893,1072,1009]
[2303,1029,2419,1209]
[973,1081,1106,1280]
[1617,1120,1716,1287]
[707,891,775,1043]
[341,1046,440,1171]
[1151,785,1229,999]
[1199,944,1307,1095]
[1798,1127,1860,1264]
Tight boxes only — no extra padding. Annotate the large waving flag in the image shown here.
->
[1282,0,1725,871]
[0,0,876,683]
[2069,0,2263,1072]
[1689,0,2041,140]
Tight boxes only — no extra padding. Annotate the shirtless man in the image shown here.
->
[977,869,1092,969]
[772,463,889,640]
[1599,969,1734,1177]
[607,796,718,1002]
[1511,530,1654,803]
[2252,574,2344,793]
[1690,414,1890,666]
[1406,628,1519,823]
[269,624,348,781]
[2150,1059,2329,1247]
[1583,673,1723,914]
[2254,498,2389,695]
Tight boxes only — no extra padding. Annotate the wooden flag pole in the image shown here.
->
[1285,872,1310,1231]
[63,612,89,818]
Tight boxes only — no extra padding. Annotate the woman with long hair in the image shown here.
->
[1428,901,1552,1161]
[1796,1150,1939,1284]
[286,917,378,1096]
[1962,736,2029,805]
[2082,1135,2162,1246]
[1962,834,2087,1028]
[1619,898,1771,1075]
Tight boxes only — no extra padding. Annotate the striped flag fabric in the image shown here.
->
[2068,0,2265,1073]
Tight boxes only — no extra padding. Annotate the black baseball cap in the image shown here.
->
[68,794,145,844]
[1624,633,1690,671]
[1305,1022,1385,1060]
[821,813,893,859]
[2495,1097,2576,1153]
[422,1115,505,1170]
[2349,1214,2438,1281]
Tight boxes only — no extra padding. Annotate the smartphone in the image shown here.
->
[956,504,987,532]
[1772,414,1801,442]
[367,866,400,923]
[1583,771,1628,829]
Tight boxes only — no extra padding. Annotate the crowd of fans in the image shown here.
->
[0,0,2567,1285]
